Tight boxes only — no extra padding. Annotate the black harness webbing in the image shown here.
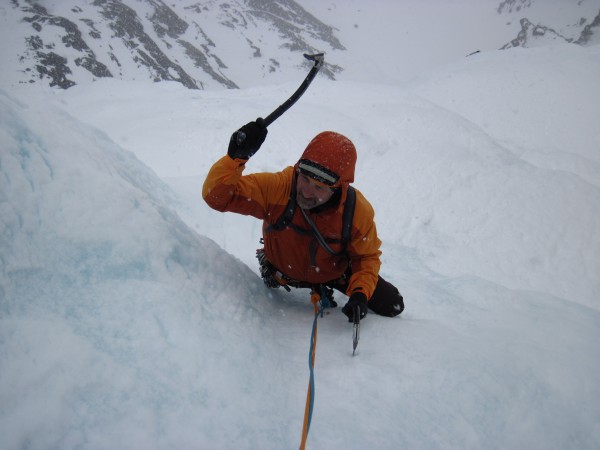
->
[266,173,356,255]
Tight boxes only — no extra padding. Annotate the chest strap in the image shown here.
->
[266,172,356,254]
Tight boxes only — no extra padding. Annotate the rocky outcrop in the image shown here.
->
[576,9,600,45]
[9,0,345,89]
[500,18,571,49]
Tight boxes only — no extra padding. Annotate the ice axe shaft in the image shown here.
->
[234,53,324,147]
[263,53,324,127]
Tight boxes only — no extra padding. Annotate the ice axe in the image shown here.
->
[235,53,324,145]
[263,52,324,127]
[352,305,360,356]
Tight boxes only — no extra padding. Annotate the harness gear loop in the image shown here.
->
[256,248,292,291]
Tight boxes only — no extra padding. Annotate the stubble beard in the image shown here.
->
[296,193,320,210]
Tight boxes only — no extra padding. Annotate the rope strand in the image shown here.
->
[299,288,328,449]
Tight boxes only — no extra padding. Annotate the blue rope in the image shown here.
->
[306,308,320,433]
[305,285,331,434]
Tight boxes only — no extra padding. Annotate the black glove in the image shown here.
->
[227,118,268,160]
[342,292,368,322]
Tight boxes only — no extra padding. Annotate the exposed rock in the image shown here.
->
[497,0,532,14]
[21,1,112,87]
[8,0,347,89]
[501,18,571,49]
[576,9,600,45]
[94,0,199,88]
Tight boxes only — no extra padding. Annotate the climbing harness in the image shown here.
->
[266,173,357,257]
[256,247,315,291]
[256,248,292,291]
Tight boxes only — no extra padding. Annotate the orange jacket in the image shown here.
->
[203,155,382,300]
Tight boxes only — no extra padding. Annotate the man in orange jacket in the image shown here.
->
[203,119,404,321]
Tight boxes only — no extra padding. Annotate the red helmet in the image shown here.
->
[297,131,357,186]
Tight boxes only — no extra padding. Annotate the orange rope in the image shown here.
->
[299,293,321,449]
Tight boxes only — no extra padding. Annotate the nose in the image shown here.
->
[300,181,318,198]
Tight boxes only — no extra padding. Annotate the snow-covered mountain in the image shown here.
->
[1,0,599,90]
[0,0,344,90]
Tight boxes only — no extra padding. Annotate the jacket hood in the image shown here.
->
[296,131,357,186]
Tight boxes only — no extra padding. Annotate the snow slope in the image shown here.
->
[1,43,600,450]
[53,44,600,310]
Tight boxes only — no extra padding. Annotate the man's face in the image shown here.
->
[296,172,335,210]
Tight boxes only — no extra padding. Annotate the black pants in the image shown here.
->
[327,275,404,317]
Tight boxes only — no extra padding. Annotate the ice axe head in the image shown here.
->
[304,53,324,69]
